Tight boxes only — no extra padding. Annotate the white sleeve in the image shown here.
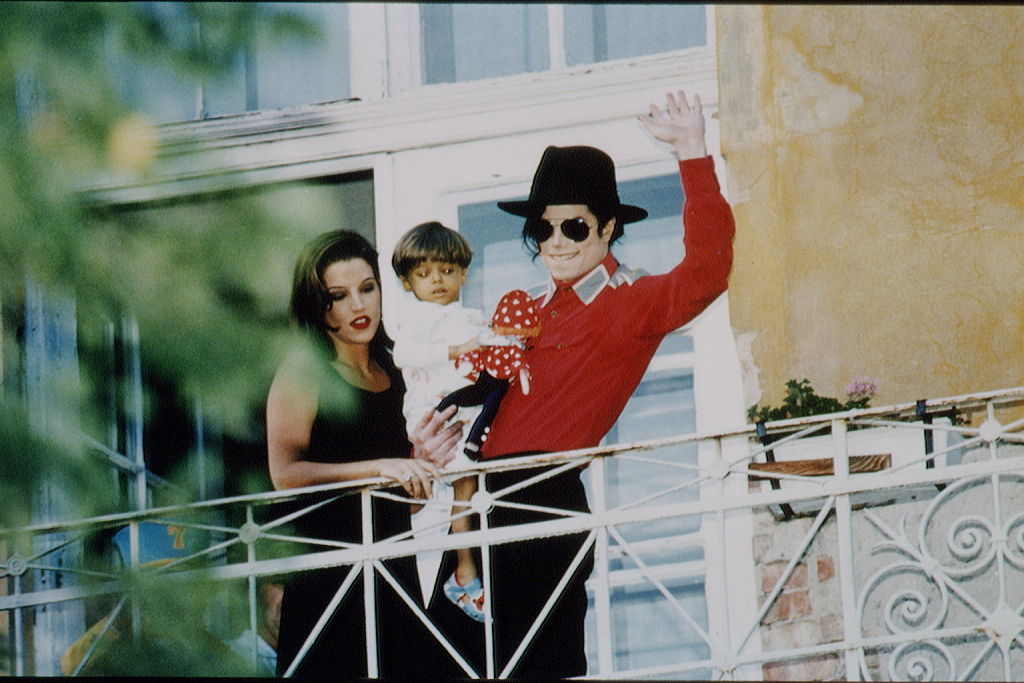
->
[392,321,450,371]
[391,300,452,369]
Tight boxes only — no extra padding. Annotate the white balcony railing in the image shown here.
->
[2,387,1023,679]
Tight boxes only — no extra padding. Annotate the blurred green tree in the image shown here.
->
[0,3,326,675]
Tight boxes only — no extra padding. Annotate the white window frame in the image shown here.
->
[352,3,717,100]
[85,4,718,204]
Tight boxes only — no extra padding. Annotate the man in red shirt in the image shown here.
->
[416,90,735,677]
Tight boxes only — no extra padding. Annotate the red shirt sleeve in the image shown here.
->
[630,155,735,338]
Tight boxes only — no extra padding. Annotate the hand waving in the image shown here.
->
[638,90,708,161]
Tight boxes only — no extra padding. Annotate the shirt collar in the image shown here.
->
[538,251,619,307]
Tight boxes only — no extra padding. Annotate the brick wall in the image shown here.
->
[753,509,845,681]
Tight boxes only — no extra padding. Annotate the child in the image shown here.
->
[391,221,508,622]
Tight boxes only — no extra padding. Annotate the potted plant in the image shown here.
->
[744,377,946,518]
[747,377,877,424]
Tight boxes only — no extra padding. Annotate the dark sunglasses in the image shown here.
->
[524,217,593,243]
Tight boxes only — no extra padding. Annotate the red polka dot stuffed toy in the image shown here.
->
[455,289,540,394]
[436,289,540,458]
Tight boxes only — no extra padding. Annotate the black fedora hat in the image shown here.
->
[497,146,648,224]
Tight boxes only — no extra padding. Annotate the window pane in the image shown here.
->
[252,2,350,110]
[421,4,549,84]
[201,52,249,119]
[613,174,688,275]
[587,574,712,677]
[114,61,199,124]
[565,4,706,66]
[107,2,198,123]
[458,196,544,312]
[108,3,349,122]
[604,367,700,543]
[197,3,351,117]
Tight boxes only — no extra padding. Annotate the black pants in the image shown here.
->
[275,495,482,678]
[485,463,594,678]
[277,559,483,678]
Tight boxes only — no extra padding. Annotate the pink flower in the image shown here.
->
[845,376,878,401]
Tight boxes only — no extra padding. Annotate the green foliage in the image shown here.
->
[0,1,323,525]
[0,396,112,527]
[748,378,874,423]
[77,572,263,677]
[0,5,328,674]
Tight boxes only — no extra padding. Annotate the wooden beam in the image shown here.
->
[747,454,891,479]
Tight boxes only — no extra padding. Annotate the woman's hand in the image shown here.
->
[638,89,708,161]
[378,458,441,501]
[411,405,463,469]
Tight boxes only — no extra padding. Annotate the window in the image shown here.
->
[1,169,376,673]
[100,4,710,126]
[77,312,202,510]
[105,170,377,503]
[108,2,199,123]
[421,4,708,86]
[205,2,350,116]
[107,2,350,123]
[563,5,707,66]
[421,4,549,84]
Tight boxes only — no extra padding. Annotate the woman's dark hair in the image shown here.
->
[521,205,622,259]
[290,230,393,367]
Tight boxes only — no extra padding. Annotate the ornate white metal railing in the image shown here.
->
[2,386,1023,679]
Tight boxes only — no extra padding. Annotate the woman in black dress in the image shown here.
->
[266,230,471,677]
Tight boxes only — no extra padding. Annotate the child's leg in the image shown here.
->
[443,469,487,622]
[451,474,478,586]
[463,376,509,459]
[436,374,494,411]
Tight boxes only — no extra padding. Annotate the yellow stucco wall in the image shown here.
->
[717,5,1024,413]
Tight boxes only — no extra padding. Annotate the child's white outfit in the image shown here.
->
[392,293,503,603]
[393,295,491,467]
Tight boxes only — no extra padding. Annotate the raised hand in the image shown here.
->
[638,90,708,161]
